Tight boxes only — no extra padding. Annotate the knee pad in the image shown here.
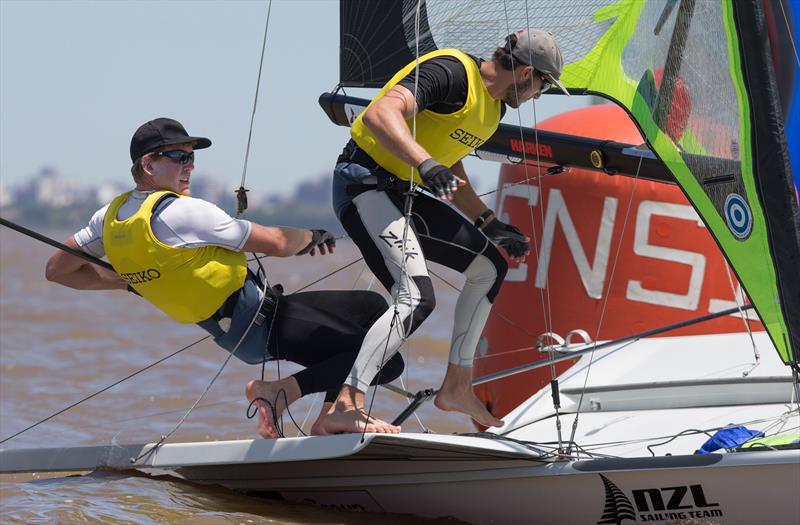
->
[401,275,435,335]
[480,247,508,302]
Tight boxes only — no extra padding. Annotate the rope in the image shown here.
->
[500,0,563,449]
[777,0,800,66]
[131,275,272,463]
[361,0,425,442]
[566,152,644,453]
[722,260,761,375]
[133,1,277,456]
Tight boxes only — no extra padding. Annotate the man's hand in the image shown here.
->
[418,159,465,200]
[483,219,530,262]
[298,229,336,256]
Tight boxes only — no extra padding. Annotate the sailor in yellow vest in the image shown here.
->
[45,118,404,439]
[321,30,568,434]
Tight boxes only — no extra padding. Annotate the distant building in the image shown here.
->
[96,181,129,204]
[0,181,11,208]
[13,167,91,208]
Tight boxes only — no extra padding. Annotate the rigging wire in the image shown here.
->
[777,0,800,66]
[361,0,425,442]
[236,0,273,216]
[132,0,277,453]
[722,259,761,375]
[132,274,274,462]
[500,0,563,451]
[520,0,567,453]
[566,152,644,454]
[0,337,210,445]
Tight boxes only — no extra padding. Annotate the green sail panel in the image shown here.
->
[560,0,799,364]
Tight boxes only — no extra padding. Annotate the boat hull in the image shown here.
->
[169,438,799,524]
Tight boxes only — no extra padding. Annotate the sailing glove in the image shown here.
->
[418,159,459,199]
[298,229,336,255]
[483,219,530,258]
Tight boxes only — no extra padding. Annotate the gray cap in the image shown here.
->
[505,29,569,96]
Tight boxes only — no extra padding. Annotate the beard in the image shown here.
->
[502,83,533,108]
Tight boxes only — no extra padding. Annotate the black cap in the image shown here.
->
[130,118,211,162]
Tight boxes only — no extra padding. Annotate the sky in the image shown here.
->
[1,0,589,199]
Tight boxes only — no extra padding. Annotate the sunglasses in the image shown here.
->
[535,71,552,93]
[153,150,195,165]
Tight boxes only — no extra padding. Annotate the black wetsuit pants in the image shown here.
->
[270,290,404,402]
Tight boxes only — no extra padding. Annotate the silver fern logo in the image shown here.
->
[596,474,724,523]
[597,474,636,524]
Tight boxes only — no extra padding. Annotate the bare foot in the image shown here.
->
[309,402,333,436]
[435,363,504,428]
[313,385,401,435]
[245,378,301,439]
[315,407,400,435]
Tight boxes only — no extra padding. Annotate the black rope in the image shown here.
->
[1,217,114,271]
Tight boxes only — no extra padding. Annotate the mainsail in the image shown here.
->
[338,0,800,366]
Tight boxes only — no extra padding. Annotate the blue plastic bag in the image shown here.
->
[695,425,765,454]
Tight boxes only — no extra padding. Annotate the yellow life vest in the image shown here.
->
[103,191,247,323]
[351,49,502,184]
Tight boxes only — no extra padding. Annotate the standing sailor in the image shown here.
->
[321,30,568,433]
[45,117,404,438]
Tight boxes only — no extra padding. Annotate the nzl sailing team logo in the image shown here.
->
[596,474,723,523]
[724,193,752,240]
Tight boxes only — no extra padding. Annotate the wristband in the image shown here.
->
[474,209,495,229]
[417,158,439,177]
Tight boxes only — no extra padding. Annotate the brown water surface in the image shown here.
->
[0,227,472,524]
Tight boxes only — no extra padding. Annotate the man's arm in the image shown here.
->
[363,85,467,199]
[449,161,530,263]
[241,224,333,257]
[361,85,433,168]
[45,236,128,290]
[449,161,491,221]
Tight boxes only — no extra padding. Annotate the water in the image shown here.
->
[0,226,472,524]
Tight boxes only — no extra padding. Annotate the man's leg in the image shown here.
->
[402,192,508,427]
[318,190,436,434]
[247,289,404,437]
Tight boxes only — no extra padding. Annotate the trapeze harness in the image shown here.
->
[333,49,509,392]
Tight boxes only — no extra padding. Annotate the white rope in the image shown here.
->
[722,260,761,375]
[777,0,800,66]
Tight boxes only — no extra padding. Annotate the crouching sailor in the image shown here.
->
[45,117,404,438]
[320,29,568,434]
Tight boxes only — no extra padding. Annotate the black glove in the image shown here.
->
[418,159,459,198]
[483,219,530,258]
[297,229,336,255]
